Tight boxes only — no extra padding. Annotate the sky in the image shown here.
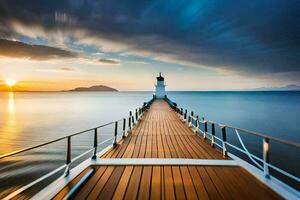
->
[0,0,299,91]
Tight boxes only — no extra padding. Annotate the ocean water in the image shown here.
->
[168,91,300,143]
[0,91,299,197]
[0,91,152,155]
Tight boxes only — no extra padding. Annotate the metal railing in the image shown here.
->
[169,102,300,190]
[0,101,152,199]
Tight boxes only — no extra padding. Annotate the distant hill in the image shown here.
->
[251,84,300,91]
[68,85,118,92]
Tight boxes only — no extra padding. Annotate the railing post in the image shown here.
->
[65,136,71,175]
[135,109,138,121]
[221,126,228,157]
[184,109,187,120]
[113,121,118,147]
[263,138,270,178]
[211,123,215,147]
[189,111,194,127]
[195,115,199,133]
[92,128,98,159]
[180,108,183,119]
[122,118,126,138]
[142,103,146,113]
[203,121,208,139]
[128,111,132,132]
[191,111,194,125]
[132,115,135,125]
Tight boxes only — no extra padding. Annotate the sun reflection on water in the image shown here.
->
[8,92,15,114]
[0,92,21,155]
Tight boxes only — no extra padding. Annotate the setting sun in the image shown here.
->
[5,79,16,87]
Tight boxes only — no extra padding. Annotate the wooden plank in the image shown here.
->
[175,134,198,158]
[235,167,282,199]
[145,135,152,157]
[138,135,147,158]
[98,166,125,199]
[113,135,132,158]
[74,166,107,200]
[161,135,171,158]
[188,166,210,200]
[173,135,189,158]
[132,134,143,157]
[163,166,175,200]
[138,166,152,199]
[173,117,222,159]
[163,119,177,157]
[205,166,233,199]
[180,166,198,199]
[165,135,178,158]
[152,121,158,158]
[86,166,115,200]
[122,136,138,158]
[112,166,134,200]
[112,116,145,158]
[124,166,143,200]
[171,166,186,200]
[196,166,223,199]
[166,122,186,158]
[171,120,209,158]
[151,166,161,200]
[213,166,254,199]
[157,134,165,158]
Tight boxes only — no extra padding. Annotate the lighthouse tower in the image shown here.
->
[155,72,166,99]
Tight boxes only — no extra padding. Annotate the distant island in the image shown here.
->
[249,84,300,91]
[68,85,118,92]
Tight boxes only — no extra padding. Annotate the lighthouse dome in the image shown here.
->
[156,72,164,81]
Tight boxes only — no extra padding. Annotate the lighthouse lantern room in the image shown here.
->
[155,72,166,99]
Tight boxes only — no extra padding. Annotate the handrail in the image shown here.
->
[0,121,117,160]
[0,102,149,200]
[193,115,300,182]
[169,100,300,189]
[185,110,299,149]
[226,125,300,149]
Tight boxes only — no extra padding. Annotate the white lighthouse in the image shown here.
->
[155,72,166,99]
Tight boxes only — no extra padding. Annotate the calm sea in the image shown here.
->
[0,91,299,197]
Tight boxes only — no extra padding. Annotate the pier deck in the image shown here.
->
[54,100,281,199]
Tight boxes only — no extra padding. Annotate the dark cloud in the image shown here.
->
[0,39,79,60]
[98,58,120,65]
[0,0,299,74]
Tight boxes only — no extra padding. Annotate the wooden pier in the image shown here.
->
[54,100,281,200]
